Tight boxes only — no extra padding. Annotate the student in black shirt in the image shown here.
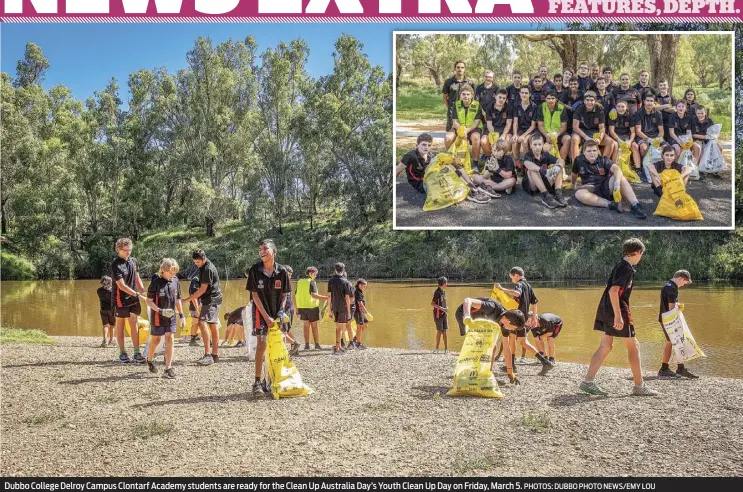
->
[472,139,517,196]
[512,85,538,159]
[657,270,697,379]
[505,71,524,111]
[246,239,291,396]
[521,133,567,209]
[296,266,329,351]
[494,267,556,377]
[594,77,615,118]
[480,89,513,160]
[668,100,693,160]
[602,66,619,94]
[222,306,247,348]
[572,140,647,219]
[608,99,636,162]
[531,65,554,91]
[442,61,474,132]
[614,73,641,114]
[328,262,353,355]
[576,62,593,92]
[111,237,146,364]
[535,91,570,163]
[655,79,676,142]
[431,276,449,354]
[580,238,657,397]
[552,73,567,101]
[650,146,692,195]
[97,275,115,347]
[631,93,664,179]
[351,279,370,350]
[143,258,184,379]
[691,105,720,165]
[529,74,547,106]
[633,69,659,101]
[474,70,498,110]
[571,91,615,162]
[530,313,563,364]
[559,76,583,131]
[183,249,223,366]
[186,275,201,345]
[683,88,699,115]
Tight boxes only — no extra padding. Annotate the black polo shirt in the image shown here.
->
[671,113,692,136]
[559,90,583,110]
[432,287,447,319]
[246,261,290,319]
[198,259,222,305]
[577,75,593,92]
[400,149,430,192]
[659,280,679,322]
[573,104,605,134]
[513,279,538,317]
[609,111,634,140]
[522,150,557,171]
[572,155,613,185]
[226,306,245,326]
[442,76,474,109]
[514,101,537,133]
[486,103,511,134]
[147,275,182,327]
[530,79,554,93]
[475,83,498,108]
[506,84,523,109]
[634,109,663,138]
[459,297,506,322]
[691,116,716,136]
[530,88,547,106]
[605,81,619,95]
[595,91,615,116]
[656,93,676,125]
[353,287,366,312]
[97,287,113,311]
[327,274,353,313]
[111,256,139,308]
[553,87,568,102]
[596,259,635,322]
[633,82,658,101]
[613,87,641,114]
[653,160,684,175]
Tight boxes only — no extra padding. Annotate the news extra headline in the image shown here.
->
[0,0,742,20]
[2,479,742,492]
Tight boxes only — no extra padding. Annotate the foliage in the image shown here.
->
[1,250,37,280]
[0,327,55,344]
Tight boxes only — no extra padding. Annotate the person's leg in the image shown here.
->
[480,134,491,157]
[311,321,320,345]
[611,139,619,161]
[199,320,210,357]
[443,330,448,350]
[560,134,571,161]
[335,322,343,350]
[303,320,310,346]
[435,330,441,350]
[623,336,644,386]
[534,335,546,355]
[470,133,481,161]
[574,189,609,207]
[547,336,556,360]
[190,317,199,337]
[502,334,514,373]
[357,323,366,344]
[116,317,127,352]
[639,143,649,167]
[164,332,174,369]
[600,135,615,158]
[692,143,701,163]
[618,177,640,203]
[672,143,681,161]
[571,134,582,162]
[224,325,234,345]
[208,322,219,357]
[661,340,672,368]
[488,177,516,192]
[631,142,641,171]
[444,132,455,148]
[527,170,548,193]
[255,336,267,381]
[127,313,140,349]
[237,325,246,343]
[584,334,614,382]
[517,336,551,365]
[101,323,107,345]
[147,335,161,362]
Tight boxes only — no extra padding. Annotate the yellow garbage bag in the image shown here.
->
[456,125,467,138]
[422,153,470,211]
[265,323,313,399]
[653,169,703,221]
[661,307,705,364]
[446,318,503,398]
[548,133,559,159]
[449,136,472,175]
[487,131,500,146]
[489,286,518,310]
[125,317,150,339]
[618,140,640,183]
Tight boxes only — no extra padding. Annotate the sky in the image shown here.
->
[0,22,537,103]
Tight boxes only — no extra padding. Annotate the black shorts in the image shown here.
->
[198,303,221,324]
[100,310,116,326]
[594,315,635,338]
[333,311,351,323]
[587,179,613,201]
[298,307,320,322]
[115,302,141,319]
[522,172,555,195]
[500,326,527,338]
[408,179,426,194]
[151,321,177,337]
[252,318,269,337]
[532,323,562,339]
[466,128,482,141]
[353,309,368,325]
[434,317,448,331]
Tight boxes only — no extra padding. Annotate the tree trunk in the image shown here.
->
[396,61,402,89]
[205,216,215,237]
[647,34,680,93]
[564,35,578,71]
[430,69,441,87]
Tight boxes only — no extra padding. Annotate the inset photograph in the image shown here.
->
[394,32,735,229]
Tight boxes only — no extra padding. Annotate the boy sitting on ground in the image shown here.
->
[650,145,692,196]
[572,139,647,219]
[471,140,517,197]
[521,134,568,209]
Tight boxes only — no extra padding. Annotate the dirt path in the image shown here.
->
[2,337,743,477]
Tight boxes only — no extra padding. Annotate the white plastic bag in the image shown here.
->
[243,302,258,362]
[661,307,705,363]
[641,139,662,182]
[678,135,699,180]
[698,124,724,174]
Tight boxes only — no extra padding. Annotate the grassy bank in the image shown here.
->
[0,327,56,345]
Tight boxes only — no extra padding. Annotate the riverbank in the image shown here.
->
[2,337,742,477]
[3,220,743,282]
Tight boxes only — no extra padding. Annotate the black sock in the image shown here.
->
[539,351,545,357]
[548,356,555,362]
[677,363,685,372]
[541,191,549,198]
[255,377,260,383]
[661,363,670,371]
[535,352,550,365]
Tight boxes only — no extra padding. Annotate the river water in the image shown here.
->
[2,280,741,378]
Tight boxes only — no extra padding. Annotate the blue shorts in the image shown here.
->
[151,321,177,336]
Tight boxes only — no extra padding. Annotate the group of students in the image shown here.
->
[96,237,371,395]
[398,60,721,214]
[430,238,699,395]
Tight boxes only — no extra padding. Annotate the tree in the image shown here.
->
[410,34,473,86]
[14,42,49,88]
[521,33,579,71]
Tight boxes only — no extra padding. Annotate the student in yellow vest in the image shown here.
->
[535,91,571,163]
[295,266,329,351]
[444,84,483,172]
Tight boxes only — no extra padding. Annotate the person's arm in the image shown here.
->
[494,283,520,297]
[115,278,140,298]
[498,158,514,179]
[537,120,548,139]
[680,165,692,180]
[558,120,567,136]
[609,286,623,330]
[523,121,536,138]
[657,122,664,140]
[573,118,587,140]
[183,283,208,304]
[502,118,513,139]
[251,291,274,326]
[608,123,620,142]
[395,162,405,176]
[512,116,519,137]
[635,123,648,140]
[442,93,448,109]
[462,298,483,319]
[135,272,145,294]
[598,122,606,142]
[669,127,680,146]
[345,294,352,316]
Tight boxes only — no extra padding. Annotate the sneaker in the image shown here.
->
[432,348,439,354]
[163,368,176,379]
[132,353,146,364]
[332,347,344,356]
[658,368,681,378]
[340,340,346,348]
[118,352,132,363]
[189,338,199,346]
[234,341,246,348]
[630,203,647,220]
[211,354,219,363]
[540,194,560,209]
[290,342,300,356]
[632,384,658,396]
[478,184,502,199]
[304,343,310,350]
[100,341,107,348]
[505,186,513,195]
[652,184,663,197]
[471,163,481,174]
[466,189,491,204]
[517,357,528,364]
[676,368,699,379]
[147,360,157,374]
[608,202,622,213]
[554,192,568,207]
[538,362,555,376]
[252,381,265,396]
[547,357,556,364]
[344,342,354,351]
[196,354,214,366]
[443,349,449,354]
[356,343,368,350]
[579,381,609,396]
[314,343,322,350]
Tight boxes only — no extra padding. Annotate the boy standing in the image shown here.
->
[442,61,474,132]
[144,258,184,379]
[111,238,146,364]
[431,277,449,354]
[295,266,329,350]
[658,270,698,379]
[328,262,353,355]
[182,249,223,365]
[580,238,658,396]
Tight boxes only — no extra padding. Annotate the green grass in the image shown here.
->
[131,421,174,439]
[454,455,501,473]
[24,412,63,426]
[1,250,37,280]
[0,327,56,345]
[396,81,447,122]
[522,412,552,433]
[94,395,122,404]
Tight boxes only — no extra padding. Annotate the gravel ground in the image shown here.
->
[2,337,743,477]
